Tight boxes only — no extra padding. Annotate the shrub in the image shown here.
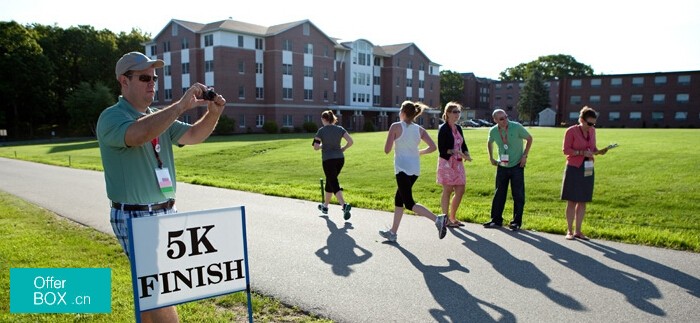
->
[214,115,236,135]
[262,121,278,134]
[363,121,376,132]
[302,121,319,133]
[280,127,291,133]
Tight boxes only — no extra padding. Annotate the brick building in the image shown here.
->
[143,19,441,132]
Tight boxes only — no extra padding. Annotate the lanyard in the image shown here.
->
[578,125,591,149]
[498,124,509,148]
[151,137,163,169]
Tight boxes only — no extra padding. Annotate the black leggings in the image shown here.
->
[322,158,345,194]
[394,172,419,210]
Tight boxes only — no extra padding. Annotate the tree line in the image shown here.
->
[0,21,151,140]
[440,54,594,123]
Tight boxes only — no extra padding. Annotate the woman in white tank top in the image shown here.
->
[379,101,448,242]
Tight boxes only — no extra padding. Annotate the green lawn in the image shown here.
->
[1,128,699,251]
[0,191,330,322]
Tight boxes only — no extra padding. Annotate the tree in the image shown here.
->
[517,69,550,123]
[65,82,115,136]
[499,54,594,81]
[439,70,464,109]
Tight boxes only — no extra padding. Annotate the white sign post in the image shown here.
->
[127,206,252,322]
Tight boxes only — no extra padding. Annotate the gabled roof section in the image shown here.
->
[200,19,268,36]
[149,19,205,42]
[378,43,413,56]
[266,20,307,35]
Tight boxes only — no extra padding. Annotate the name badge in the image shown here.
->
[500,154,509,166]
[584,160,594,177]
[155,167,175,196]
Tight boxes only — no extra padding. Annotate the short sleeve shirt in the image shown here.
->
[314,125,347,161]
[488,121,531,168]
[96,96,191,204]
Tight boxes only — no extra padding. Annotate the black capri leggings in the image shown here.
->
[322,158,345,194]
[394,171,419,211]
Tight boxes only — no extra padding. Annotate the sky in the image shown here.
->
[2,0,699,80]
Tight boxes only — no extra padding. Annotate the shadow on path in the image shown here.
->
[513,230,664,316]
[582,240,700,299]
[393,243,516,322]
[451,228,584,311]
[314,216,372,277]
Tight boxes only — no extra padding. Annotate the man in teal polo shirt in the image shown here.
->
[484,109,533,231]
[96,51,225,323]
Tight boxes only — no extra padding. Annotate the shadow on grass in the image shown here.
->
[48,141,99,153]
[581,240,700,298]
[451,228,584,311]
[513,230,665,316]
[392,243,516,322]
[314,215,372,277]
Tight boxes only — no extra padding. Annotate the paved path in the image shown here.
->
[1,157,699,322]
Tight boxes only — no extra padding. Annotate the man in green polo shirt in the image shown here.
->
[96,51,225,323]
[484,109,533,231]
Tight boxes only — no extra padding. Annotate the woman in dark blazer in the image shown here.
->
[437,102,471,227]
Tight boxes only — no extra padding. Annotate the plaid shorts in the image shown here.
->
[110,206,176,259]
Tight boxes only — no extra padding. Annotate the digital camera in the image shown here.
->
[202,87,218,101]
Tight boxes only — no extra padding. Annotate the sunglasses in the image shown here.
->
[497,117,507,121]
[125,74,158,83]
[450,110,461,114]
[586,121,596,126]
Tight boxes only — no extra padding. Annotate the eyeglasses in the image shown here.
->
[450,110,461,114]
[586,121,596,126]
[125,74,158,83]
[497,117,507,121]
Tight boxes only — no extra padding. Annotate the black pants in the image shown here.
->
[394,172,419,210]
[490,166,525,225]
[322,158,345,194]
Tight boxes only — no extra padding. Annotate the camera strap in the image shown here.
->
[151,137,163,169]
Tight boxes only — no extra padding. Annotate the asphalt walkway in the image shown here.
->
[1,157,699,322]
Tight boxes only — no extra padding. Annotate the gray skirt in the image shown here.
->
[561,164,594,202]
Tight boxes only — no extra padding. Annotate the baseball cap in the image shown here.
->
[115,51,165,80]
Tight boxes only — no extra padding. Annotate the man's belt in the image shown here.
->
[111,199,175,211]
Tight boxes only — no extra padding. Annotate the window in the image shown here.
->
[677,93,690,103]
[652,112,664,121]
[589,95,601,103]
[283,115,293,127]
[283,87,293,99]
[165,89,172,100]
[182,62,189,74]
[324,69,329,80]
[495,95,502,101]
[282,64,292,75]
[407,78,413,87]
[283,39,292,51]
[256,63,263,74]
[204,34,213,47]
[255,38,263,50]
[678,75,691,85]
[507,95,513,100]
[304,43,313,54]
[675,111,688,120]
[507,84,513,89]
[238,86,245,99]
[396,77,400,86]
[495,84,502,89]
[407,60,413,69]
[163,41,170,52]
[256,87,264,99]
[304,66,313,77]
[629,112,642,120]
[324,46,329,57]
[238,114,245,128]
[655,76,667,85]
[653,94,665,103]
[172,24,178,36]
[373,95,380,105]
[609,112,620,121]
[631,94,643,103]
[238,35,244,47]
[569,112,578,120]
[303,23,310,36]
[571,79,582,88]
[304,89,313,100]
[609,95,621,104]
[238,61,245,74]
[419,80,425,88]
[150,45,157,55]
[304,115,313,123]
[632,77,644,86]
[164,65,171,76]
[570,96,581,104]
[323,90,328,101]
[181,38,189,49]
[182,87,187,95]
[590,79,602,87]
[205,60,214,72]
[611,78,622,87]
[256,115,264,127]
